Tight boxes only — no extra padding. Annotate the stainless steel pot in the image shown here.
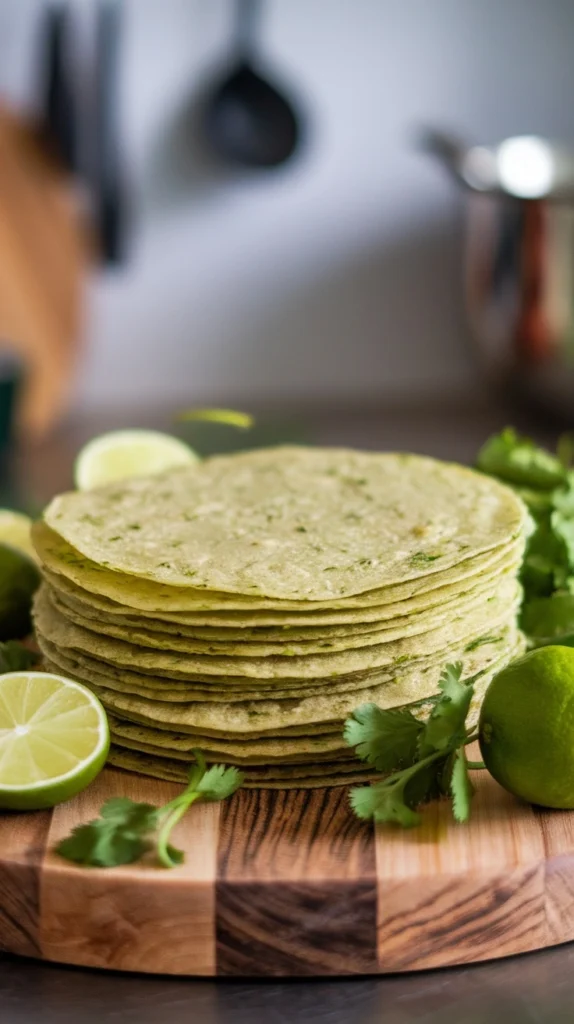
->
[424,130,574,420]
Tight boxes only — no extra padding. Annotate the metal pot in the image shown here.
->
[424,130,574,421]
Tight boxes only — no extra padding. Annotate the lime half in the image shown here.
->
[0,510,36,562]
[74,430,199,490]
[0,672,110,810]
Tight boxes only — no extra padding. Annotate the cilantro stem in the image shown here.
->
[466,760,486,770]
[156,793,200,868]
[464,732,480,745]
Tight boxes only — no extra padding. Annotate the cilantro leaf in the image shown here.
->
[195,764,244,801]
[450,747,474,823]
[350,778,422,828]
[344,703,423,772]
[476,428,566,490]
[418,663,473,757]
[521,593,574,639]
[347,661,483,829]
[56,819,152,867]
[57,753,244,870]
[0,641,37,673]
[404,751,454,808]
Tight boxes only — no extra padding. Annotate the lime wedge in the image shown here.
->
[0,672,110,809]
[74,430,199,490]
[0,510,36,562]
[177,408,254,429]
[0,544,40,641]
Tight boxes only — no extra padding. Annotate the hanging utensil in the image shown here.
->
[203,0,302,169]
[92,0,127,265]
[38,0,79,174]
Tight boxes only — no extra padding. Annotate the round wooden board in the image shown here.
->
[0,759,572,977]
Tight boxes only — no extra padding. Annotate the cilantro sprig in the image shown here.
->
[345,663,480,827]
[476,427,574,646]
[57,752,243,869]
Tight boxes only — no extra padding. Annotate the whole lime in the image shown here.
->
[479,645,574,809]
[0,543,40,640]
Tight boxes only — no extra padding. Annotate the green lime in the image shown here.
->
[0,671,110,810]
[0,510,36,562]
[74,430,200,490]
[479,646,574,808]
[0,543,40,641]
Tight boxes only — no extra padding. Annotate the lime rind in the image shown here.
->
[74,430,199,491]
[0,672,110,809]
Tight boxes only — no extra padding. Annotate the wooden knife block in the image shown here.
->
[0,106,90,440]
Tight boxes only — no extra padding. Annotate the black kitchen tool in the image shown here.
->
[203,0,301,169]
[93,0,127,265]
[38,0,78,174]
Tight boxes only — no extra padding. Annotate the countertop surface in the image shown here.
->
[0,398,570,1024]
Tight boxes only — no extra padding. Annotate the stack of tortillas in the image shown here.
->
[31,446,529,789]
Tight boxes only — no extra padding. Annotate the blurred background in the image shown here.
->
[2,0,574,458]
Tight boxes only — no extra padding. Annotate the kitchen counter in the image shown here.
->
[0,398,569,1024]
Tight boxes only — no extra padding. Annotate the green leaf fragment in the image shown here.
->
[343,703,423,772]
[450,748,474,823]
[418,663,473,757]
[195,764,245,801]
[0,641,37,674]
[476,427,566,490]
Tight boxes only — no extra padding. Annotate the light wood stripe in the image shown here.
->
[376,766,546,971]
[39,769,220,975]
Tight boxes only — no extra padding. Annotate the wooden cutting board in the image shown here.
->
[0,760,572,977]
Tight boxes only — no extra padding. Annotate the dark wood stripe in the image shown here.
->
[377,865,545,971]
[216,787,377,976]
[0,810,52,958]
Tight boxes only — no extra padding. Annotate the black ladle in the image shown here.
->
[203,0,301,169]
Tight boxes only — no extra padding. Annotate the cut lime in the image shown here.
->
[0,672,110,810]
[0,543,40,641]
[0,510,36,562]
[74,430,200,490]
[177,408,254,429]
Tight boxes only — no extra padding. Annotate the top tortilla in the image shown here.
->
[33,523,523,618]
[43,446,528,601]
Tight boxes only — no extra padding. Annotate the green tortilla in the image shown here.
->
[33,582,520,681]
[42,447,528,600]
[44,570,520,657]
[33,520,524,620]
[37,628,523,734]
[107,746,378,789]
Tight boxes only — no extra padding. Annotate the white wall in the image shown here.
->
[6,0,574,411]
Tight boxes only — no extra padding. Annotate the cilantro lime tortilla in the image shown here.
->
[33,581,521,681]
[103,662,506,761]
[43,552,522,644]
[33,520,524,618]
[44,570,520,657]
[107,746,378,789]
[42,447,528,600]
[38,624,516,708]
[106,664,504,789]
[36,624,522,734]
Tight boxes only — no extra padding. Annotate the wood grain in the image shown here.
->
[376,767,546,971]
[0,808,51,958]
[216,787,377,976]
[0,765,574,977]
[40,769,220,975]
